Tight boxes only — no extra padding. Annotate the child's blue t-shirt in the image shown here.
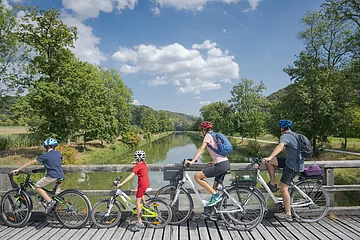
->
[36,150,64,179]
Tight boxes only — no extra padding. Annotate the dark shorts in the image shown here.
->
[202,160,230,181]
[277,157,297,185]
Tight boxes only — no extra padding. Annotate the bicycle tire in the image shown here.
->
[0,189,32,228]
[142,197,172,229]
[91,200,122,228]
[219,186,264,231]
[154,184,193,225]
[290,181,329,222]
[54,189,91,228]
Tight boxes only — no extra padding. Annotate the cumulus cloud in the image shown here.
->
[154,0,240,11]
[62,0,138,20]
[199,101,211,105]
[244,0,261,12]
[112,40,239,94]
[133,99,141,105]
[151,7,161,16]
[61,12,107,65]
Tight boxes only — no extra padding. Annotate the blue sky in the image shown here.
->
[5,0,324,116]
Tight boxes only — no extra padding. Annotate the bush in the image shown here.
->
[0,134,40,150]
[246,140,261,156]
[57,144,78,165]
[121,132,140,148]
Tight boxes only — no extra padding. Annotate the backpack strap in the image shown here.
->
[208,132,221,155]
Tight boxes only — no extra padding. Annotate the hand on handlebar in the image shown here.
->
[11,169,20,175]
[184,159,193,167]
[262,157,272,163]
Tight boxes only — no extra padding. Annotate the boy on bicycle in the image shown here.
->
[263,119,304,222]
[11,137,64,214]
[184,121,230,208]
[117,150,150,232]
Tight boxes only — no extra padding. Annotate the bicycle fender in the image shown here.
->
[59,188,87,196]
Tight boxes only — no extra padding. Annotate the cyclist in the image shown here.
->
[184,121,230,208]
[263,119,304,222]
[117,150,150,232]
[11,137,64,214]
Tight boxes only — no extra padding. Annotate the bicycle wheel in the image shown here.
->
[91,200,122,228]
[154,184,193,225]
[54,189,91,228]
[142,197,172,229]
[290,181,329,222]
[219,186,264,231]
[0,189,32,228]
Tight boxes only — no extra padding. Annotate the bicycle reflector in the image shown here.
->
[152,203,159,207]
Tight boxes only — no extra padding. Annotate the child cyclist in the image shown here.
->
[117,150,150,232]
[11,138,64,214]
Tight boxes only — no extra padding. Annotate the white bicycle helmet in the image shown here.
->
[134,150,146,162]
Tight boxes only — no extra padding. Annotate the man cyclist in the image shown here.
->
[263,119,304,221]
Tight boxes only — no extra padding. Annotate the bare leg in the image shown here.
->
[141,196,146,204]
[194,171,216,195]
[136,198,142,224]
[266,157,278,185]
[279,182,291,215]
[212,180,217,191]
[36,187,51,203]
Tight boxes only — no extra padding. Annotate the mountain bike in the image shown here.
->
[0,169,91,228]
[90,176,172,229]
[238,157,329,222]
[155,159,265,231]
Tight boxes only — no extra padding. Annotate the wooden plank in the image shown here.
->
[179,221,189,240]
[297,222,330,240]
[89,228,107,240]
[205,220,221,240]
[38,225,66,240]
[103,221,127,239]
[58,228,79,240]
[0,221,42,240]
[66,228,88,240]
[28,222,61,240]
[141,225,155,240]
[280,221,309,240]
[118,220,133,239]
[286,221,320,240]
[266,218,298,240]
[152,228,164,240]
[337,216,360,233]
[0,225,8,232]
[197,220,210,240]
[48,226,72,240]
[260,218,286,240]
[78,225,98,240]
[131,222,146,240]
[16,221,49,239]
[188,221,199,240]
[255,221,275,240]
[349,215,360,223]
[214,220,233,240]
[307,222,341,240]
[319,217,360,240]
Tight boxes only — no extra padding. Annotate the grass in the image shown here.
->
[327,136,360,152]
[0,126,29,135]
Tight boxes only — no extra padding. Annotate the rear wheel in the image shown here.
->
[142,198,172,229]
[91,200,122,228]
[0,189,32,228]
[291,181,329,222]
[54,189,91,228]
[219,187,264,231]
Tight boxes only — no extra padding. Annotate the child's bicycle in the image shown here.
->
[90,176,172,228]
[1,169,91,228]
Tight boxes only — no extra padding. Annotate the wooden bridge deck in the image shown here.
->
[1,216,360,240]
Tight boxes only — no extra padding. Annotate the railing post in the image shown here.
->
[0,173,12,201]
[325,168,335,207]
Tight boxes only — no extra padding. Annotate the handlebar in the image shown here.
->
[250,157,263,165]
[8,168,46,176]
[113,176,123,187]
[182,158,197,168]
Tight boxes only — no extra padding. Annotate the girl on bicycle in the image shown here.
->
[184,121,230,207]
[117,150,150,232]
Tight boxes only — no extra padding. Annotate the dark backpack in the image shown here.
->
[208,132,233,156]
[286,131,313,159]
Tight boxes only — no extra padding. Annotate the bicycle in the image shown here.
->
[0,168,91,228]
[154,159,265,231]
[238,157,330,222]
[90,176,172,229]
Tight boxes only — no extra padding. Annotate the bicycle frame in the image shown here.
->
[171,168,243,213]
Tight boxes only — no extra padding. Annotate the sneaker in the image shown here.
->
[45,200,56,214]
[206,194,222,206]
[267,182,278,192]
[275,212,293,222]
[130,222,145,232]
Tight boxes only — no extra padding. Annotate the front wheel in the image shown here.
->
[0,189,32,228]
[91,200,122,228]
[219,186,264,231]
[54,189,91,228]
[154,184,193,225]
[142,197,172,229]
[290,181,329,222]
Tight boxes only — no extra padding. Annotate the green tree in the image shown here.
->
[229,78,269,139]
[199,101,234,135]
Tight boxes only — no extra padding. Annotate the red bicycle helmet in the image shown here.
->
[200,121,213,129]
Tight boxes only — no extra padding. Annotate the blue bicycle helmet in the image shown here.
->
[277,119,293,129]
[43,138,58,148]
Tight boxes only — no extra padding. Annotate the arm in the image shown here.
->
[186,142,208,165]
[263,142,285,162]
[11,159,38,174]
[117,172,136,188]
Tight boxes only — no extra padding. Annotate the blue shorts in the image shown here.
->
[277,157,297,185]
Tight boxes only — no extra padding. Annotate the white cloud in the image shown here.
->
[62,0,138,20]
[132,99,140,105]
[112,40,239,94]
[192,40,216,50]
[151,7,161,16]
[1,0,10,8]
[61,12,107,65]
[199,101,211,105]
[244,0,260,12]
[154,0,240,11]
[223,28,227,34]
